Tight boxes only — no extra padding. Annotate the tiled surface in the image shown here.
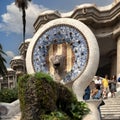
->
[33,25,88,83]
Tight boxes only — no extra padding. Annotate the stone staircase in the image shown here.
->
[101,92,120,120]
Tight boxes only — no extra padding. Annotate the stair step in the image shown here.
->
[102,114,120,120]
[102,114,120,117]
[101,110,120,112]
[103,104,120,106]
[101,111,120,114]
[101,94,120,120]
[101,106,120,108]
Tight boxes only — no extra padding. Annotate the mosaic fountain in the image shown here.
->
[0,18,100,120]
[26,18,101,120]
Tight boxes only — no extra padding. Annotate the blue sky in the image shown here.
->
[0,0,113,67]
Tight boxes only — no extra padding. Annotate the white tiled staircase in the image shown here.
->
[101,91,120,120]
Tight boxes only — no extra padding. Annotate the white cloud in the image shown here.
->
[6,51,15,58]
[0,2,47,35]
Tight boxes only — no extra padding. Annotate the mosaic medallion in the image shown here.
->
[32,24,89,83]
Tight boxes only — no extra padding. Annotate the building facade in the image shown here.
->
[1,1,120,90]
[0,68,17,90]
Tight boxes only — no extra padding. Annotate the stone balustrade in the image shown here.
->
[0,100,20,119]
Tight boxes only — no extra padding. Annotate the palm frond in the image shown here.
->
[15,0,32,73]
[0,44,7,76]
[15,0,29,9]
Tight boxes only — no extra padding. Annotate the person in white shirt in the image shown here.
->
[94,76,102,90]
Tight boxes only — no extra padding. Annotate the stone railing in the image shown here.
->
[0,100,20,119]
[83,99,102,120]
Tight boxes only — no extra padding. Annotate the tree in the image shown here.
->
[15,0,31,73]
[0,44,7,76]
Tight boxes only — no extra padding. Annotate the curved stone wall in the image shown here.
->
[26,18,99,101]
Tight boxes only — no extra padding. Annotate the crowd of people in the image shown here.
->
[83,75,117,119]
[83,75,117,100]
[94,75,117,99]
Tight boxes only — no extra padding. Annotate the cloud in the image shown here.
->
[0,2,47,35]
[4,51,15,67]
[6,51,15,58]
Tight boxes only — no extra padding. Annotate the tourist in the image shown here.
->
[118,77,120,82]
[91,81,104,119]
[83,85,91,100]
[94,76,102,91]
[102,75,109,99]
[91,83,102,99]
[109,75,117,98]
[117,74,120,82]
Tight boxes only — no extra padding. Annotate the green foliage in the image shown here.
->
[34,72,53,83]
[69,101,90,119]
[35,73,58,113]
[41,111,71,120]
[18,72,90,120]
[0,87,18,103]
[0,44,7,76]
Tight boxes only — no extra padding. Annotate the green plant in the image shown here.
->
[18,72,90,120]
[41,111,71,120]
[0,87,18,103]
[70,101,90,119]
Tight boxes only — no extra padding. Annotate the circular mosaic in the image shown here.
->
[26,18,99,100]
[32,25,88,83]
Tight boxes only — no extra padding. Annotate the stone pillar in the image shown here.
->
[117,36,120,78]
[109,51,117,76]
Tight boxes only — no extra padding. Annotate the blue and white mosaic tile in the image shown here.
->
[32,25,89,83]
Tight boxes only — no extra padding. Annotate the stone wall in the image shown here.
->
[0,100,20,119]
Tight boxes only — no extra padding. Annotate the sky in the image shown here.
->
[0,0,113,67]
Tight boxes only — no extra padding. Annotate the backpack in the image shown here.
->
[118,77,120,82]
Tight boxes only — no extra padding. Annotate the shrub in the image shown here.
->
[0,87,18,103]
[18,72,90,120]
